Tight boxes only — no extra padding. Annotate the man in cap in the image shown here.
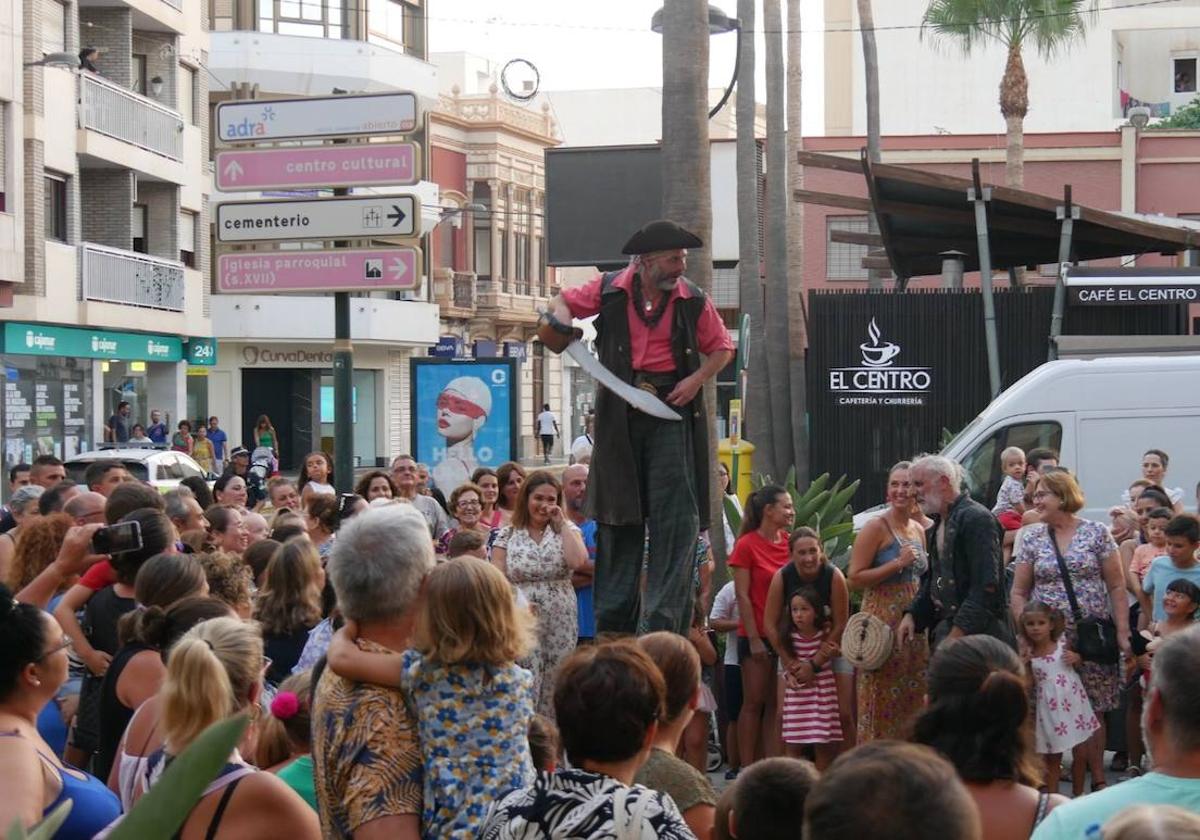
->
[431,376,492,493]
[540,219,733,635]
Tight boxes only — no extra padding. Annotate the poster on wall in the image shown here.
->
[410,358,519,493]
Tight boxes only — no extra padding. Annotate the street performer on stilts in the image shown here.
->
[540,220,733,635]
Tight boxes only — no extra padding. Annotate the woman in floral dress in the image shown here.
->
[1012,469,1132,793]
[847,461,930,742]
[492,470,589,715]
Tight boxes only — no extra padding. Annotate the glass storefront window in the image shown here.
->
[3,355,93,468]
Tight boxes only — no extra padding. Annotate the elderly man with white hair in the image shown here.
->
[898,453,1015,651]
[311,505,434,840]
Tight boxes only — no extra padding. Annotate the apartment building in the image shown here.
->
[1,0,212,468]
[427,52,572,459]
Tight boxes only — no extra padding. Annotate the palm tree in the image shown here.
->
[736,0,773,486]
[785,0,808,482]
[764,0,795,479]
[921,0,1094,188]
[858,0,885,290]
[660,0,722,544]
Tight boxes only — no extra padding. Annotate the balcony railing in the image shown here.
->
[452,272,475,308]
[79,73,184,161]
[81,243,185,312]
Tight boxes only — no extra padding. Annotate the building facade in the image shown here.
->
[2,0,213,468]
[203,0,443,470]
[428,52,573,459]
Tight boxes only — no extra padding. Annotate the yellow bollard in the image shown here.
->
[718,437,756,506]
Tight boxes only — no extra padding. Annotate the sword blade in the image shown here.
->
[564,341,681,421]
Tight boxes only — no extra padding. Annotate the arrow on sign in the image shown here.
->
[388,257,409,281]
[223,159,243,183]
[388,205,406,228]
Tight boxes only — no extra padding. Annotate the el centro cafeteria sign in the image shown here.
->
[828,318,933,407]
[1065,266,1200,306]
[2,322,183,362]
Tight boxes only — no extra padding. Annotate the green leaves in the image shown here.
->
[106,714,250,840]
[8,802,72,840]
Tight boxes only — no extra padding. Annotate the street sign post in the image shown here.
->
[216,194,420,243]
[214,143,420,192]
[215,92,418,144]
[217,247,422,294]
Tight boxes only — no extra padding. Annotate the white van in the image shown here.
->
[941,355,1200,521]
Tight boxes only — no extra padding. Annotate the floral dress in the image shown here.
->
[1029,637,1100,755]
[494,525,578,716]
[402,650,536,839]
[1015,520,1121,712]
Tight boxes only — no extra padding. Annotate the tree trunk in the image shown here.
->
[999,43,1028,189]
[737,0,771,501]
[660,0,720,542]
[764,0,794,482]
[857,0,885,291]
[785,0,808,486]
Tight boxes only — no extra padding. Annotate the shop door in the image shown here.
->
[241,369,314,472]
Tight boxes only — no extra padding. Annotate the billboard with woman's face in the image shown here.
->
[410,358,519,493]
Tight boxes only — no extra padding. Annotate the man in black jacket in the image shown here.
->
[898,454,1016,650]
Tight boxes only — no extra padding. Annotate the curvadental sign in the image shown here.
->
[216,194,420,243]
[214,143,420,192]
[828,318,933,406]
[215,92,418,145]
[217,247,422,294]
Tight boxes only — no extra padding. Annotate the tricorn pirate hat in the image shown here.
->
[621,219,704,255]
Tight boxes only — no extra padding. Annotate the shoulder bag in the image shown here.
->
[1048,527,1119,664]
[842,611,893,671]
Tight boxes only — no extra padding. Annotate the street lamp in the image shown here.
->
[651,4,740,119]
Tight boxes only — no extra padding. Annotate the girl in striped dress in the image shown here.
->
[780,586,843,769]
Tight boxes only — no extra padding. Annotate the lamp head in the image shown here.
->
[1127,105,1151,130]
[651,4,738,35]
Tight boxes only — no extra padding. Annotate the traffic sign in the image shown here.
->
[215,143,420,192]
[217,247,422,294]
[216,92,418,145]
[216,194,420,243]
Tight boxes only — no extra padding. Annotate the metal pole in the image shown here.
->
[333,293,353,493]
[969,161,1002,398]
[331,128,354,494]
[1048,186,1077,363]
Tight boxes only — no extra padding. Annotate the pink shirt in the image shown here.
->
[561,266,733,372]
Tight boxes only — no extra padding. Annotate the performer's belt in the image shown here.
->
[632,370,679,400]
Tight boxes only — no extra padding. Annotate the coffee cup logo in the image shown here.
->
[859,318,900,367]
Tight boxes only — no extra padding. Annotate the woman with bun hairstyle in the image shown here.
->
[912,635,1066,840]
[126,616,319,838]
[0,585,121,838]
[94,553,208,781]
[255,670,316,811]
[105,596,233,808]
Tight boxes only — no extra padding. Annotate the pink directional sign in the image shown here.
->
[217,247,422,293]
[214,143,420,191]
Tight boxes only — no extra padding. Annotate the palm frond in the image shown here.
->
[922,0,1094,57]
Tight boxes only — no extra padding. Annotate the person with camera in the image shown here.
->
[1011,469,1132,795]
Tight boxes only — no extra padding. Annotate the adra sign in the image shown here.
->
[2,323,184,362]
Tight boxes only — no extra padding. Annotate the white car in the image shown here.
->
[65,447,212,492]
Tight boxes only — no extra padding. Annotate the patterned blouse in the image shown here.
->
[479,768,695,839]
[311,638,423,839]
[401,650,536,838]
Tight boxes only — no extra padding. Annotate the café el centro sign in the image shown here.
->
[1065,266,1200,305]
[829,318,932,407]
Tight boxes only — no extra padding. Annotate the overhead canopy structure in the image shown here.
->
[795,150,1200,287]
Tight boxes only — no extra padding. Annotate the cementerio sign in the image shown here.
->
[215,92,418,144]
[216,194,420,243]
[1065,266,1200,306]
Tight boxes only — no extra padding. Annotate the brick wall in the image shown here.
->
[132,30,176,105]
[80,169,132,248]
[138,181,178,261]
[79,7,131,88]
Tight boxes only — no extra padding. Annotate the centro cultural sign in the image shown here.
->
[829,319,933,406]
